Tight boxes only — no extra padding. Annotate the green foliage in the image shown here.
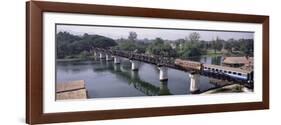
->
[175,33,203,58]
[117,41,138,51]
[238,39,254,55]
[56,32,82,59]
[178,42,202,58]
[115,32,147,53]
[56,32,117,59]
[77,50,91,59]
[128,31,137,42]
[56,31,254,60]
[189,32,200,43]
[211,37,224,53]
[225,38,254,56]
[116,41,147,53]
[147,38,177,57]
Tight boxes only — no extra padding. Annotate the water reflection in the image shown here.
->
[92,60,171,96]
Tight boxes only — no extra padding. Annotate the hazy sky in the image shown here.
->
[56,24,254,41]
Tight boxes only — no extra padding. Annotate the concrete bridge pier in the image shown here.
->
[189,72,200,93]
[99,53,105,59]
[158,66,168,81]
[114,56,121,64]
[106,54,113,61]
[130,60,139,71]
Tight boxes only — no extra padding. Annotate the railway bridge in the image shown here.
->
[92,48,253,92]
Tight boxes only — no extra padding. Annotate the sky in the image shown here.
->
[56,24,254,41]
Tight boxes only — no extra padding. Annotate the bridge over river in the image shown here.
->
[92,48,253,92]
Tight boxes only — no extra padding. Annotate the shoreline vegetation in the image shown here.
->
[56,31,254,60]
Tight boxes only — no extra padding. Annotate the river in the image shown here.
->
[56,56,223,98]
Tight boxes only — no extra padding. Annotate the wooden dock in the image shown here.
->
[56,80,88,100]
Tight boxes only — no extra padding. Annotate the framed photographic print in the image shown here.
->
[26,1,269,124]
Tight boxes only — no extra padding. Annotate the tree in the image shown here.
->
[116,37,148,53]
[211,37,223,54]
[56,32,81,58]
[174,33,204,58]
[128,32,137,42]
[147,38,177,57]
[189,32,200,43]
[91,35,117,48]
[56,32,117,59]
[154,37,165,45]
[224,38,253,56]
[225,38,235,52]
[238,39,253,56]
[179,42,202,58]
[118,41,138,51]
